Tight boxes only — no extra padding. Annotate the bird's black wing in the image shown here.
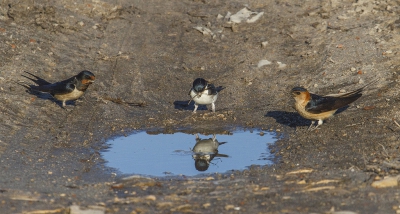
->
[306,93,362,114]
[206,84,218,95]
[22,71,52,86]
[305,94,337,113]
[58,76,77,85]
[215,86,225,93]
[30,82,75,95]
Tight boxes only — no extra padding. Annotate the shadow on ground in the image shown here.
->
[265,111,310,128]
[265,106,350,128]
[174,100,208,112]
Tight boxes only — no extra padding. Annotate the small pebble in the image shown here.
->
[257,60,272,68]
[225,205,235,210]
[261,41,268,47]
[277,62,286,69]
[145,195,156,201]
[371,176,400,188]
[203,203,211,208]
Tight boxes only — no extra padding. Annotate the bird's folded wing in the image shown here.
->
[30,82,75,95]
[305,94,361,114]
[206,84,218,95]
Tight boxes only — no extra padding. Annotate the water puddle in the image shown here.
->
[102,130,277,177]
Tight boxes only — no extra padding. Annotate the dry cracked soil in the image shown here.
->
[1,0,400,213]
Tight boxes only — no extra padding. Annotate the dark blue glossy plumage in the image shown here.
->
[30,81,76,95]
[21,70,95,107]
[291,87,308,93]
[28,70,94,95]
[192,78,217,95]
[305,92,362,114]
[193,78,206,92]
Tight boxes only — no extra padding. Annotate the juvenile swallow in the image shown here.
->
[189,78,218,113]
[22,70,95,107]
[291,80,377,130]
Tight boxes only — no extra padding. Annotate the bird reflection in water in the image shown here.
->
[192,134,228,171]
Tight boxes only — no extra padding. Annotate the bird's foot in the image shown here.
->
[61,105,74,112]
[307,125,321,131]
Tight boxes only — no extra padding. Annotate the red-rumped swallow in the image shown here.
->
[22,70,95,107]
[189,78,219,113]
[291,80,377,130]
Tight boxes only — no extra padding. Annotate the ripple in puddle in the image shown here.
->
[102,130,276,177]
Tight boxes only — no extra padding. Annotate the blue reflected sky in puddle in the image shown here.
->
[102,131,276,177]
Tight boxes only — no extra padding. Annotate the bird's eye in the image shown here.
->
[295,92,301,95]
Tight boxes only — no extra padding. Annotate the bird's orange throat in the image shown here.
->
[81,79,95,85]
[301,91,311,106]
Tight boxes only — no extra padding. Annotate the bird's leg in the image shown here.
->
[307,121,315,131]
[211,103,216,113]
[309,120,323,131]
[76,97,85,103]
[313,119,323,130]
[61,100,71,111]
[193,104,198,113]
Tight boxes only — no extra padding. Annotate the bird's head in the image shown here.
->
[194,159,210,171]
[192,78,207,92]
[291,87,310,103]
[77,70,96,85]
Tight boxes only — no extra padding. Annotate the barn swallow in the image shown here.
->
[291,80,377,130]
[22,70,95,107]
[189,78,218,113]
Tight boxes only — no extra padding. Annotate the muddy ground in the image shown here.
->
[0,0,400,213]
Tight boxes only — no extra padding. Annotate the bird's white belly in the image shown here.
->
[190,90,218,105]
[192,141,218,153]
[54,88,84,101]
